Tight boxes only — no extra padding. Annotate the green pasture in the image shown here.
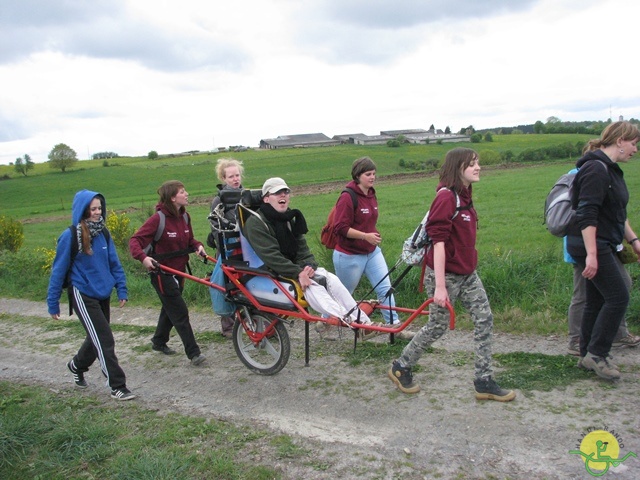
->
[2,133,640,334]
[0,134,591,218]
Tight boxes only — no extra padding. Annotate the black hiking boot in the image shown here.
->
[474,378,516,402]
[387,360,420,394]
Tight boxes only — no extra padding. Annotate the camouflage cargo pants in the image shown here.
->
[398,267,494,380]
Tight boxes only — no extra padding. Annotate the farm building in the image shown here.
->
[259,133,340,149]
[260,128,469,149]
[332,133,394,145]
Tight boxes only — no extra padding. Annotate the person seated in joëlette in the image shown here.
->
[242,177,374,326]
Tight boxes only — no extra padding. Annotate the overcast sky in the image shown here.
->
[1,0,638,164]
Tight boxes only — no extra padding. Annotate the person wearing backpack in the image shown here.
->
[129,180,208,366]
[47,190,135,401]
[332,157,400,330]
[388,148,516,402]
[562,167,640,356]
[208,158,244,338]
[566,121,640,380]
[565,238,640,355]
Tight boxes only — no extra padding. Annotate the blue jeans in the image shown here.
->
[573,250,629,358]
[333,247,398,324]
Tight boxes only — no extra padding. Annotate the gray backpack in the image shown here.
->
[143,210,190,259]
[544,160,607,237]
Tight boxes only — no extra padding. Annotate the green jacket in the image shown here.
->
[243,209,318,278]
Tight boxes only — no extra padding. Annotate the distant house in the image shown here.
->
[259,133,340,149]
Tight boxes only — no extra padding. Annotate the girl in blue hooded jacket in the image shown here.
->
[47,189,135,401]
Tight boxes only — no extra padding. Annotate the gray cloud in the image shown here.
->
[310,0,539,28]
[292,0,540,64]
[0,0,249,71]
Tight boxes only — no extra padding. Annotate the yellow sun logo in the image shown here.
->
[569,429,637,476]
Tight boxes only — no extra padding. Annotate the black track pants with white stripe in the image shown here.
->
[71,287,127,390]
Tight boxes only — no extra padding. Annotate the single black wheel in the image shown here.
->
[232,310,290,375]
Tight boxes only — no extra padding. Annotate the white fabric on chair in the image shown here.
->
[303,267,372,324]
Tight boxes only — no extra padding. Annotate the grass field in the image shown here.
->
[3,133,640,479]
[2,133,640,333]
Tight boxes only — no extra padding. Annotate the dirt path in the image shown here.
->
[1,297,639,479]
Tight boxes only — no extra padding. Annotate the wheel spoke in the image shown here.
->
[232,312,290,375]
[261,339,279,358]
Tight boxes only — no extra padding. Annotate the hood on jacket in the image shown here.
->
[576,150,613,169]
[71,189,106,225]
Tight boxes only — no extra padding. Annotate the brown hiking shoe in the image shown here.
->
[474,378,516,402]
[388,360,420,394]
[360,322,383,341]
[220,315,235,339]
[612,334,640,348]
[567,340,580,356]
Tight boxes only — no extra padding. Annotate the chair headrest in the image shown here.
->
[218,189,243,205]
[240,189,263,209]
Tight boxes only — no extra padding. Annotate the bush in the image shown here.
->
[501,150,515,163]
[0,215,24,252]
[470,133,482,143]
[387,139,401,148]
[518,148,547,162]
[106,210,134,250]
[478,150,501,166]
[148,150,159,160]
[37,247,56,274]
[0,248,51,298]
[397,158,439,172]
[516,143,583,163]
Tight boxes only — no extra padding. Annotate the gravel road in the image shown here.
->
[1,297,639,479]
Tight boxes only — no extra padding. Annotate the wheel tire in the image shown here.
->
[232,311,290,375]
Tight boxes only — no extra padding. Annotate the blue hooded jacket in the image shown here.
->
[47,189,128,315]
